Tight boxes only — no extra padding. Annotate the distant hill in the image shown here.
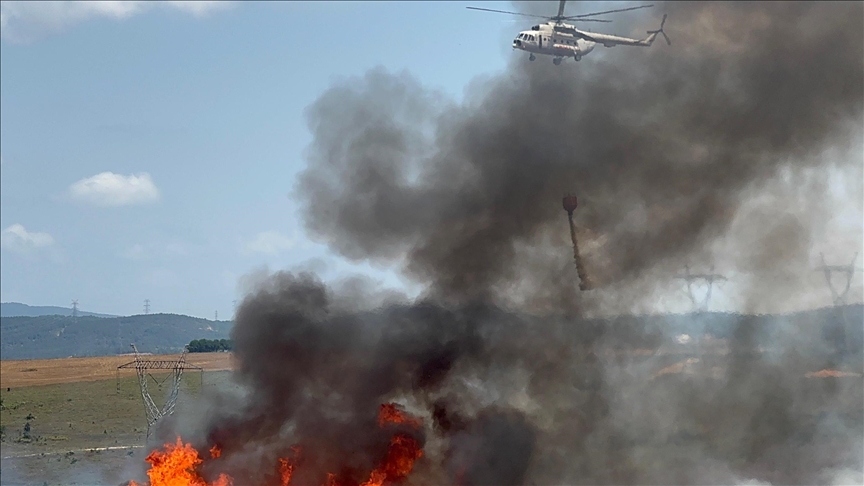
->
[0,313,233,360]
[1,302,117,318]
[0,304,859,362]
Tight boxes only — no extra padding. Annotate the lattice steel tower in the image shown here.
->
[117,344,203,440]
[816,252,862,306]
[676,265,726,312]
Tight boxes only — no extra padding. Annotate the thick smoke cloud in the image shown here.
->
[157,2,862,486]
[296,1,862,307]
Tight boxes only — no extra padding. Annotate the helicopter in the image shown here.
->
[467,0,670,65]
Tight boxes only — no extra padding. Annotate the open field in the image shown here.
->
[1,370,237,485]
[0,352,235,389]
[1,353,236,483]
[1,348,862,485]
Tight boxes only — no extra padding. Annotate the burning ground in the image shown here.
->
[126,2,862,486]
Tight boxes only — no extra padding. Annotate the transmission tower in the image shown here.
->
[117,344,203,440]
[816,252,862,306]
[214,310,218,321]
[675,265,726,312]
[143,299,151,315]
[71,300,79,318]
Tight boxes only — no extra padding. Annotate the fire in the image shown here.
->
[805,369,863,378]
[128,437,232,486]
[130,403,423,486]
[278,457,295,486]
[378,403,422,429]
[373,434,423,482]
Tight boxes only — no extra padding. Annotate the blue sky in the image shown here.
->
[1,1,861,319]
[0,1,538,318]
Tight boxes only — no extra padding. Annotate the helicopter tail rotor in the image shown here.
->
[647,14,670,45]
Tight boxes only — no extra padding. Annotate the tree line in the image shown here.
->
[187,338,233,353]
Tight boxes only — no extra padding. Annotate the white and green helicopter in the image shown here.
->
[468,1,670,64]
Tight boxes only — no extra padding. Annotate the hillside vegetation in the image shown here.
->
[0,313,233,360]
[0,305,860,362]
[1,302,117,318]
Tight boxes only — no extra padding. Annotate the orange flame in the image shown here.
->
[373,434,424,483]
[378,403,422,429]
[131,403,422,486]
[129,437,232,486]
[278,458,295,486]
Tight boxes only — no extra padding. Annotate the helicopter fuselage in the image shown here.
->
[512,23,596,63]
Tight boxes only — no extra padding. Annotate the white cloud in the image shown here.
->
[68,171,160,207]
[163,1,230,17]
[1,224,55,253]
[1,1,231,43]
[242,231,296,256]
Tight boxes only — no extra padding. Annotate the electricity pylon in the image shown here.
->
[117,344,203,440]
[816,252,862,306]
[675,264,726,312]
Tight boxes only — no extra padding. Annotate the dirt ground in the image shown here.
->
[0,352,236,389]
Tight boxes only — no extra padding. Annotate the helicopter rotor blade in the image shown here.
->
[557,0,567,19]
[465,7,549,19]
[563,4,653,20]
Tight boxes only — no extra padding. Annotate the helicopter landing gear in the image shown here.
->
[529,54,536,61]
[553,57,562,65]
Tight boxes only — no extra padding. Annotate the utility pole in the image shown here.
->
[71,300,79,318]
[675,265,726,312]
[816,252,862,306]
[144,299,151,315]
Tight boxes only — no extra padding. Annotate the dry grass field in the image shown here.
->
[1,352,239,484]
[0,352,236,389]
[0,366,238,485]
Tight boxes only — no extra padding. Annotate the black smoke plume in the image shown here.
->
[158,2,862,485]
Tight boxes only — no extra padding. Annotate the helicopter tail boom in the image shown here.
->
[564,14,669,48]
